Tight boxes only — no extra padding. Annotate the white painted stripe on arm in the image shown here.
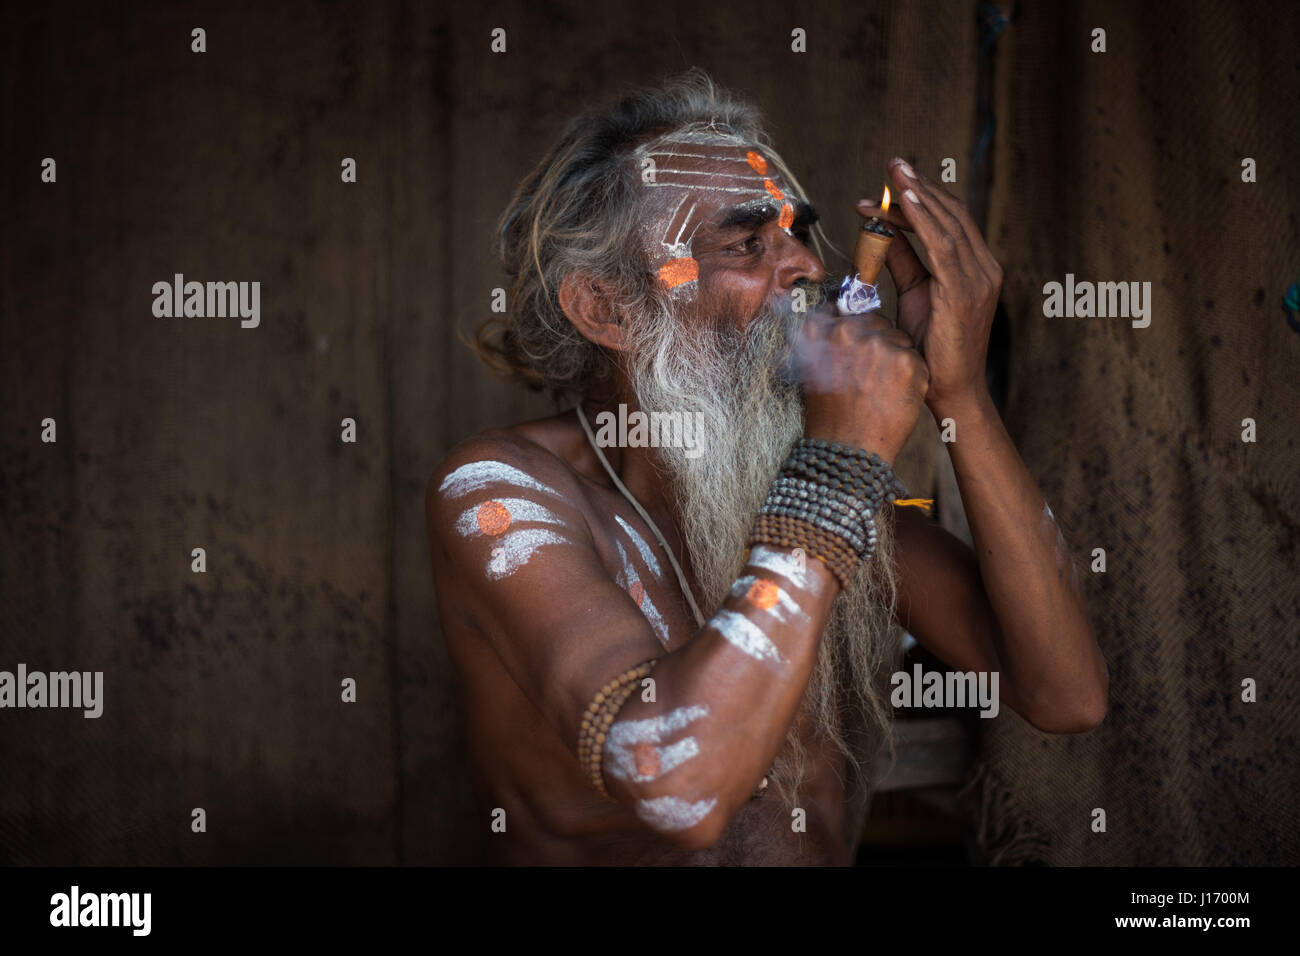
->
[730,575,809,625]
[635,795,718,831]
[710,609,783,664]
[439,460,561,500]
[453,498,564,537]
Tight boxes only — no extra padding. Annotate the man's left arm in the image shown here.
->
[864,157,1108,733]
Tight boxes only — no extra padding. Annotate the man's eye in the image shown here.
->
[729,236,762,254]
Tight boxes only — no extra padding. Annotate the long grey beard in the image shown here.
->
[623,284,903,809]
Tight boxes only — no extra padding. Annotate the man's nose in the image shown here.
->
[774,230,828,289]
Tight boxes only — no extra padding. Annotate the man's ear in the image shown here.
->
[559,272,629,352]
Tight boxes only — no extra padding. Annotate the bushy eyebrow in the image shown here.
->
[711,198,818,233]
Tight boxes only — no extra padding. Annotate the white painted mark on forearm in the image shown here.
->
[605,736,701,783]
[731,575,808,625]
[710,609,784,664]
[635,795,718,832]
[746,545,814,592]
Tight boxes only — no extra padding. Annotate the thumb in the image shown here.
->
[883,231,929,296]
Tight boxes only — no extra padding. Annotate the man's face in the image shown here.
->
[633,129,829,333]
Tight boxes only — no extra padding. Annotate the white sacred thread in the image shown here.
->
[439,460,561,500]
[635,795,718,832]
[710,610,784,664]
[730,575,808,625]
[454,498,563,537]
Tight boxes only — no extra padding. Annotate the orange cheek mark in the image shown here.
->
[778,202,794,230]
[657,257,699,289]
[746,578,780,610]
[476,500,512,536]
[629,580,645,606]
[746,150,768,174]
[632,742,661,777]
[764,179,785,201]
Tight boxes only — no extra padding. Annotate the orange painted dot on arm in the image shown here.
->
[657,257,699,289]
[629,580,645,606]
[632,742,661,777]
[746,578,780,610]
[476,500,512,536]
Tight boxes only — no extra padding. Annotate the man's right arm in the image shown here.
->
[426,434,843,851]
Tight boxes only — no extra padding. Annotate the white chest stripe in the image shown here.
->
[615,515,662,578]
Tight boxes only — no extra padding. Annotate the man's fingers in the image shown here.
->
[882,230,930,295]
[855,199,911,233]
[904,168,1003,280]
[878,327,917,350]
[888,162,972,280]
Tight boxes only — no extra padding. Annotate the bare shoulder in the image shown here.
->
[426,421,593,536]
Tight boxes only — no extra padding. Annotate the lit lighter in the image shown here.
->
[836,185,895,315]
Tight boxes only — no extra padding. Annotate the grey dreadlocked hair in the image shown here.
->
[473,67,838,401]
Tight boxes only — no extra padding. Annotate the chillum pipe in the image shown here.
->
[852,217,895,288]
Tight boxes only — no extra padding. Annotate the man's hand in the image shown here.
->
[792,305,930,464]
[856,157,1003,412]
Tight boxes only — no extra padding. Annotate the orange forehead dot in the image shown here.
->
[746,579,780,610]
[632,742,661,777]
[745,150,768,174]
[657,257,699,289]
[778,202,794,230]
[629,580,645,606]
[764,179,785,200]
[476,500,512,536]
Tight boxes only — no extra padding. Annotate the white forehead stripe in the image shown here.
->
[615,515,662,577]
[730,575,808,624]
[711,610,783,664]
[439,460,560,500]
[486,528,568,579]
[658,129,749,146]
[746,545,812,591]
[635,795,718,832]
[454,498,562,537]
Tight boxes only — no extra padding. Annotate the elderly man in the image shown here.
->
[425,70,1107,865]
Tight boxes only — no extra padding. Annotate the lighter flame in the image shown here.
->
[881,184,891,214]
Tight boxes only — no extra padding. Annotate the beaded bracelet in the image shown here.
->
[577,660,658,799]
[749,439,924,589]
[748,513,860,589]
